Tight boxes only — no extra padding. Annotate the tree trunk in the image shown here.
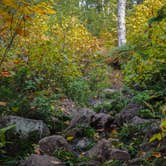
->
[118,0,126,47]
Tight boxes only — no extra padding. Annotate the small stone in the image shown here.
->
[69,108,95,128]
[39,135,72,155]
[129,116,150,125]
[110,149,130,161]
[20,154,64,166]
[114,103,142,125]
[0,116,50,139]
[86,139,112,162]
[76,138,91,150]
[90,113,113,130]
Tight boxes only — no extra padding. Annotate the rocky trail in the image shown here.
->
[0,86,165,166]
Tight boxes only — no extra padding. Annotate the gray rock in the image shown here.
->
[114,103,142,125]
[64,127,83,138]
[86,139,130,162]
[90,113,113,129]
[0,116,50,139]
[143,120,161,137]
[86,139,112,162]
[85,160,101,166]
[69,108,95,128]
[129,116,150,125]
[20,154,64,166]
[141,138,166,152]
[110,149,130,161]
[39,135,72,155]
[129,158,144,166]
[76,138,91,150]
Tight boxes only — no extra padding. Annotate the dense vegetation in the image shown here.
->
[0,0,165,165]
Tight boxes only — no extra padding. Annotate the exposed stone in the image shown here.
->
[64,127,83,138]
[0,116,50,139]
[86,139,112,162]
[143,121,161,137]
[129,158,144,166]
[90,113,113,130]
[141,139,166,152]
[85,160,101,166]
[129,116,150,125]
[69,108,95,128]
[76,138,92,150]
[110,149,130,161]
[86,139,130,162]
[39,135,72,155]
[114,103,142,125]
[20,154,64,166]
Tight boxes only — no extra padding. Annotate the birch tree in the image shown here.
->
[118,0,127,47]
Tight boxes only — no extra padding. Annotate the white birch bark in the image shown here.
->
[118,0,127,47]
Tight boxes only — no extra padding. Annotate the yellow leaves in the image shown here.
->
[2,0,16,9]
[160,120,166,132]
[1,0,55,16]
[32,2,55,15]
[66,136,74,142]
[127,0,165,42]
[149,120,166,143]
[149,133,162,143]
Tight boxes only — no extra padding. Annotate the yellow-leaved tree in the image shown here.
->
[0,0,55,68]
[124,0,166,86]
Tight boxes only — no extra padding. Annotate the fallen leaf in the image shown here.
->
[152,152,161,158]
[66,136,74,141]
[0,101,7,106]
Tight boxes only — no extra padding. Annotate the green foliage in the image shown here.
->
[54,149,89,165]
[138,109,155,119]
[0,125,15,153]
[102,160,123,166]
[79,126,96,138]
[87,65,110,95]
[124,0,166,89]
[132,90,151,103]
[94,90,129,114]
[64,77,91,105]
[118,124,145,143]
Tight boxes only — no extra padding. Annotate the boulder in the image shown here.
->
[39,135,72,155]
[90,113,113,130]
[86,139,130,162]
[69,108,95,128]
[129,158,144,166]
[0,116,50,139]
[143,120,161,138]
[110,149,130,161]
[85,160,101,166]
[114,103,142,125]
[20,154,64,166]
[129,116,150,125]
[64,127,83,138]
[86,139,112,162]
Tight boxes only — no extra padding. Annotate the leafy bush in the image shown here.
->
[64,77,90,105]
[123,0,166,89]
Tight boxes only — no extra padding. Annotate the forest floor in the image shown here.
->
[0,68,166,166]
